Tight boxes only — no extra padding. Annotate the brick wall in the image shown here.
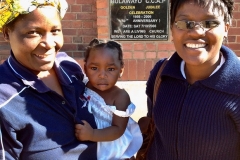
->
[0,0,240,81]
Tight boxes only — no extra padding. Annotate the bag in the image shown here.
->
[136,58,169,160]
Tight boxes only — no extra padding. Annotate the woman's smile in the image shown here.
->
[185,43,207,49]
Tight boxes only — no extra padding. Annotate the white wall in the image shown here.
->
[116,81,147,122]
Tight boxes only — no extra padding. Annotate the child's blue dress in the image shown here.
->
[83,88,143,160]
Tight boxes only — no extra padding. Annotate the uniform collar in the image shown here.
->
[7,51,73,93]
[180,53,225,79]
[162,45,240,96]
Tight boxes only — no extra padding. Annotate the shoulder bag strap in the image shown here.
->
[152,57,169,108]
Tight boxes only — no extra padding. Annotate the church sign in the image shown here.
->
[110,0,169,40]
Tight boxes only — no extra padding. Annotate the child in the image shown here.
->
[75,38,143,160]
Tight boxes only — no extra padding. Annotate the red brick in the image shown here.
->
[64,13,77,20]
[96,0,108,9]
[137,60,145,80]
[133,51,145,59]
[80,29,97,36]
[77,13,96,20]
[228,28,240,35]
[72,21,82,28]
[71,5,82,12]
[237,20,240,27]
[230,20,237,27]
[61,44,78,51]
[0,0,239,81]
[67,0,76,4]
[98,27,109,34]
[0,35,6,42]
[97,35,109,39]
[83,36,96,44]
[79,42,89,49]
[228,36,236,42]
[64,36,73,43]
[62,21,72,28]
[82,21,93,28]
[73,37,82,43]
[235,50,240,57]
[145,60,154,80]
[0,54,9,63]
[97,9,108,17]
[76,0,95,4]
[122,43,133,51]
[82,5,93,12]
[123,52,132,59]
[233,11,240,19]
[0,43,10,50]
[233,3,239,11]
[97,18,108,26]
[93,21,97,28]
[146,43,156,51]
[121,59,129,80]
[73,52,84,58]
[157,51,171,59]
[158,43,175,51]
[146,52,156,59]
[128,60,137,80]
[134,43,145,51]
[63,29,77,36]
[237,36,240,43]
[0,49,10,54]
[226,43,240,50]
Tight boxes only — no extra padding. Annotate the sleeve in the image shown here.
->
[0,120,23,160]
[0,126,4,160]
[145,58,166,117]
[57,52,86,81]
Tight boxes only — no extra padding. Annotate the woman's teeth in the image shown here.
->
[186,43,206,48]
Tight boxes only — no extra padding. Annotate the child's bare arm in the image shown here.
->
[75,89,131,142]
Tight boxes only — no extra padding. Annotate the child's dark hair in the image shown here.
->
[170,0,234,25]
[84,38,124,66]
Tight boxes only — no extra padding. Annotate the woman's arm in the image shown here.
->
[0,122,22,160]
[0,127,5,160]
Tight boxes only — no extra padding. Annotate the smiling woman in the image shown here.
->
[0,0,99,159]
[143,0,240,160]
[5,6,63,77]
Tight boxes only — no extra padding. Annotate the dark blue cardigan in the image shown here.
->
[146,46,240,160]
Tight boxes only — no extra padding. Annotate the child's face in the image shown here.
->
[84,48,123,92]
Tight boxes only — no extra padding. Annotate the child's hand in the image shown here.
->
[75,120,94,141]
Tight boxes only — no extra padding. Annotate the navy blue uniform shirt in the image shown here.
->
[0,51,97,160]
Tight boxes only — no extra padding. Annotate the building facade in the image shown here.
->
[0,0,240,81]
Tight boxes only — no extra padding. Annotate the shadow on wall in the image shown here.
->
[116,81,147,122]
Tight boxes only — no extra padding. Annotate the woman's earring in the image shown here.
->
[119,73,123,78]
[223,36,228,44]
